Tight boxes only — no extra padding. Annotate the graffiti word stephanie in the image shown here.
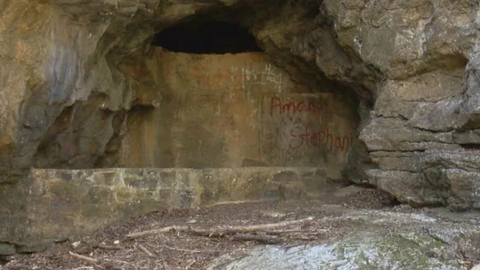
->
[270,96,328,117]
[290,124,354,153]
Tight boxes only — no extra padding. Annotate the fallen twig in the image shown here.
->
[264,228,308,235]
[127,217,314,239]
[285,235,317,241]
[95,244,123,250]
[137,244,155,257]
[226,234,281,244]
[185,260,196,270]
[127,226,189,239]
[68,251,98,263]
[191,217,314,237]
[103,258,131,265]
[163,244,221,253]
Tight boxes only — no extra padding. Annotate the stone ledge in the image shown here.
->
[1,167,325,243]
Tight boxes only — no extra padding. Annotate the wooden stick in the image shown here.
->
[163,244,220,253]
[95,244,123,250]
[127,226,189,239]
[191,217,314,237]
[185,260,196,270]
[137,244,155,257]
[265,229,328,236]
[226,234,281,244]
[263,228,306,235]
[103,258,131,265]
[68,251,98,263]
[286,235,317,241]
[126,217,314,239]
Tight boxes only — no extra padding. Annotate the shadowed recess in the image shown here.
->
[152,21,262,54]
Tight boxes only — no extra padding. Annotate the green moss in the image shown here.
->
[115,188,134,203]
[48,183,82,198]
[327,233,460,269]
[0,243,15,255]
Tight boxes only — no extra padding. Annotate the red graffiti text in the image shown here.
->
[270,96,328,117]
[289,124,354,153]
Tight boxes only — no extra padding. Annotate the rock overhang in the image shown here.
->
[2,0,480,247]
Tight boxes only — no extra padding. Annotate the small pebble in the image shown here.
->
[71,241,81,249]
[258,210,287,218]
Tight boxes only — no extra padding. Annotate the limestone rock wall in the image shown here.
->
[320,0,480,208]
[0,0,161,183]
[120,50,357,178]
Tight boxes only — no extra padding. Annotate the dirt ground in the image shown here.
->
[1,187,395,270]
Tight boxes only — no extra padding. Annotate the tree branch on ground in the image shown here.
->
[126,217,314,239]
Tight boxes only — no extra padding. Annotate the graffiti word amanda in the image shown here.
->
[270,96,328,117]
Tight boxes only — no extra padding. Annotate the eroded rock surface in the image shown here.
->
[348,0,480,208]
[121,51,357,178]
[0,0,362,179]
[209,207,480,270]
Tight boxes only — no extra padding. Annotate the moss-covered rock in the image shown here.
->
[209,209,480,270]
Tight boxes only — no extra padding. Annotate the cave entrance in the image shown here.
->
[17,17,363,241]
[30,21,360,181]
[152,21,262,54]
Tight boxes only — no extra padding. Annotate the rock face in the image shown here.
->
[121,50,357,178]
[0,0,360,180]
[1,0,480,241]
[334,0,480,208]
[209,207,480,270]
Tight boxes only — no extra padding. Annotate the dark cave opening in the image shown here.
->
[152,21,262,54]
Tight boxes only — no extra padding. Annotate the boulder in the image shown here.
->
[209,207,480,270]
